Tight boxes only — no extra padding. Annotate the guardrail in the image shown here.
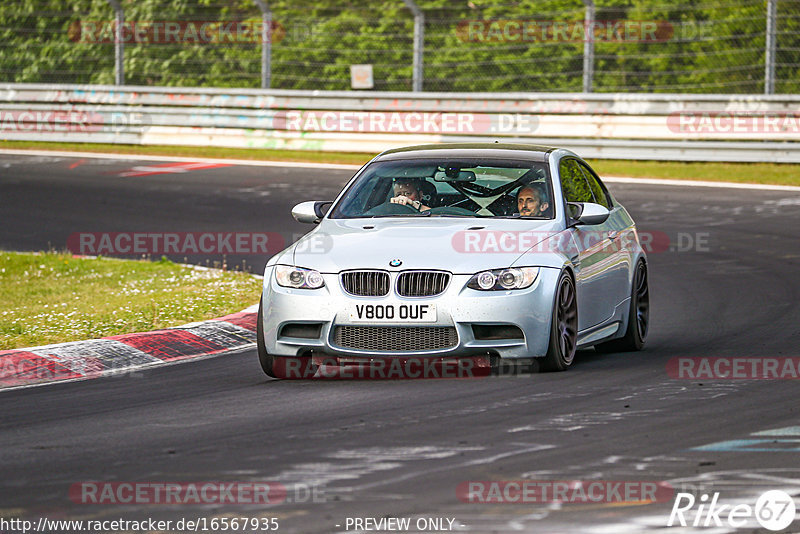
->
[1,83,799,162]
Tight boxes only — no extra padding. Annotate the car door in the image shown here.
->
[577,160,633,314]
[559,157,617,331]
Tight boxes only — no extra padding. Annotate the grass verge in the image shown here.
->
[1,140,798,186]
[0,140,373,166]
[587,159,800,187]
[0,251,262,350]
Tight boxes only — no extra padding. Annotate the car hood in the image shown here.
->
[278,217,567,273]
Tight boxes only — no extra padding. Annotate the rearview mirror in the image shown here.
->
[433,170,476,182]
[568,202,610,225]
[291,201,331,224]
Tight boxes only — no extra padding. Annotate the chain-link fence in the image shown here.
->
[1,0,798,93]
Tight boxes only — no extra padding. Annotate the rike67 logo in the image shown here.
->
[668,490,796,531]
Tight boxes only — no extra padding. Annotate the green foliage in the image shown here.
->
[0,0,796,93]
[559,159,594,203]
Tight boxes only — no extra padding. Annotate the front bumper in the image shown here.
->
[260,266,561,360]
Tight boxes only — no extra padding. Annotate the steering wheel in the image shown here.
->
[363,201,420,216]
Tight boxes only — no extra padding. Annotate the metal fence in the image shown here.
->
[1,0,798,94]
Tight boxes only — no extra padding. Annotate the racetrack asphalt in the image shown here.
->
[1,152,799,533]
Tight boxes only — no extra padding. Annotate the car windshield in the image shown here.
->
[329,158,554,219]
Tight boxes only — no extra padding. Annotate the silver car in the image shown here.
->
[257,143,649,377]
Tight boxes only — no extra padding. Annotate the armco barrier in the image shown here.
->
[1,84,799,162]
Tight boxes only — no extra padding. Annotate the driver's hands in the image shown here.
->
[391,195,421,210]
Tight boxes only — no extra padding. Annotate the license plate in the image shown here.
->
[349,303,437,323]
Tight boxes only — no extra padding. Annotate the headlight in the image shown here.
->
[467,267,539,291]
[275,265,325,289]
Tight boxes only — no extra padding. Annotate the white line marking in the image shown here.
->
[345,443,554,493]
[0,149,363,170]
[3,148,799,191]
[753,426,800,436]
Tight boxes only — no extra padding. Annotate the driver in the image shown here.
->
[517,184,550,217]
[390,178,430,211]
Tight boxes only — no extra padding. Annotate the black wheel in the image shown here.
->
[595,260,649,353]
[256,297,278,377]
[541,272,578,372]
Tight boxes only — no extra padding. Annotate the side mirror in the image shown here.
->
[291,201,331,224]
[568,202,610,226]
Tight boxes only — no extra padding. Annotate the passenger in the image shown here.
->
[390,178,430,211]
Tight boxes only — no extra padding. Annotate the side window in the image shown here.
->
[559,158,594,203]
[578,162,611,209]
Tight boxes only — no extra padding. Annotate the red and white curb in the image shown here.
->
[0,305,258,391]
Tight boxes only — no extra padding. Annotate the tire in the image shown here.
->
[541,272,578,372]
[257,297,317,379]
[256,297,278,378]
[595,259,649,353]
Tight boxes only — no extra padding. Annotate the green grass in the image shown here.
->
[0,251,262,350]
[587,159,800,186]
[1,140,798,186]
[0,140,373,166]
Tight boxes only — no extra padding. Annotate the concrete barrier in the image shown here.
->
[2,83,799,162]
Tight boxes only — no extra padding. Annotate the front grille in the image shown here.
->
[341,270,390,296]
[334,326,458,352]
[396,271,450,297]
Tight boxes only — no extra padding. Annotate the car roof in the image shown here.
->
[374,143,554,163]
